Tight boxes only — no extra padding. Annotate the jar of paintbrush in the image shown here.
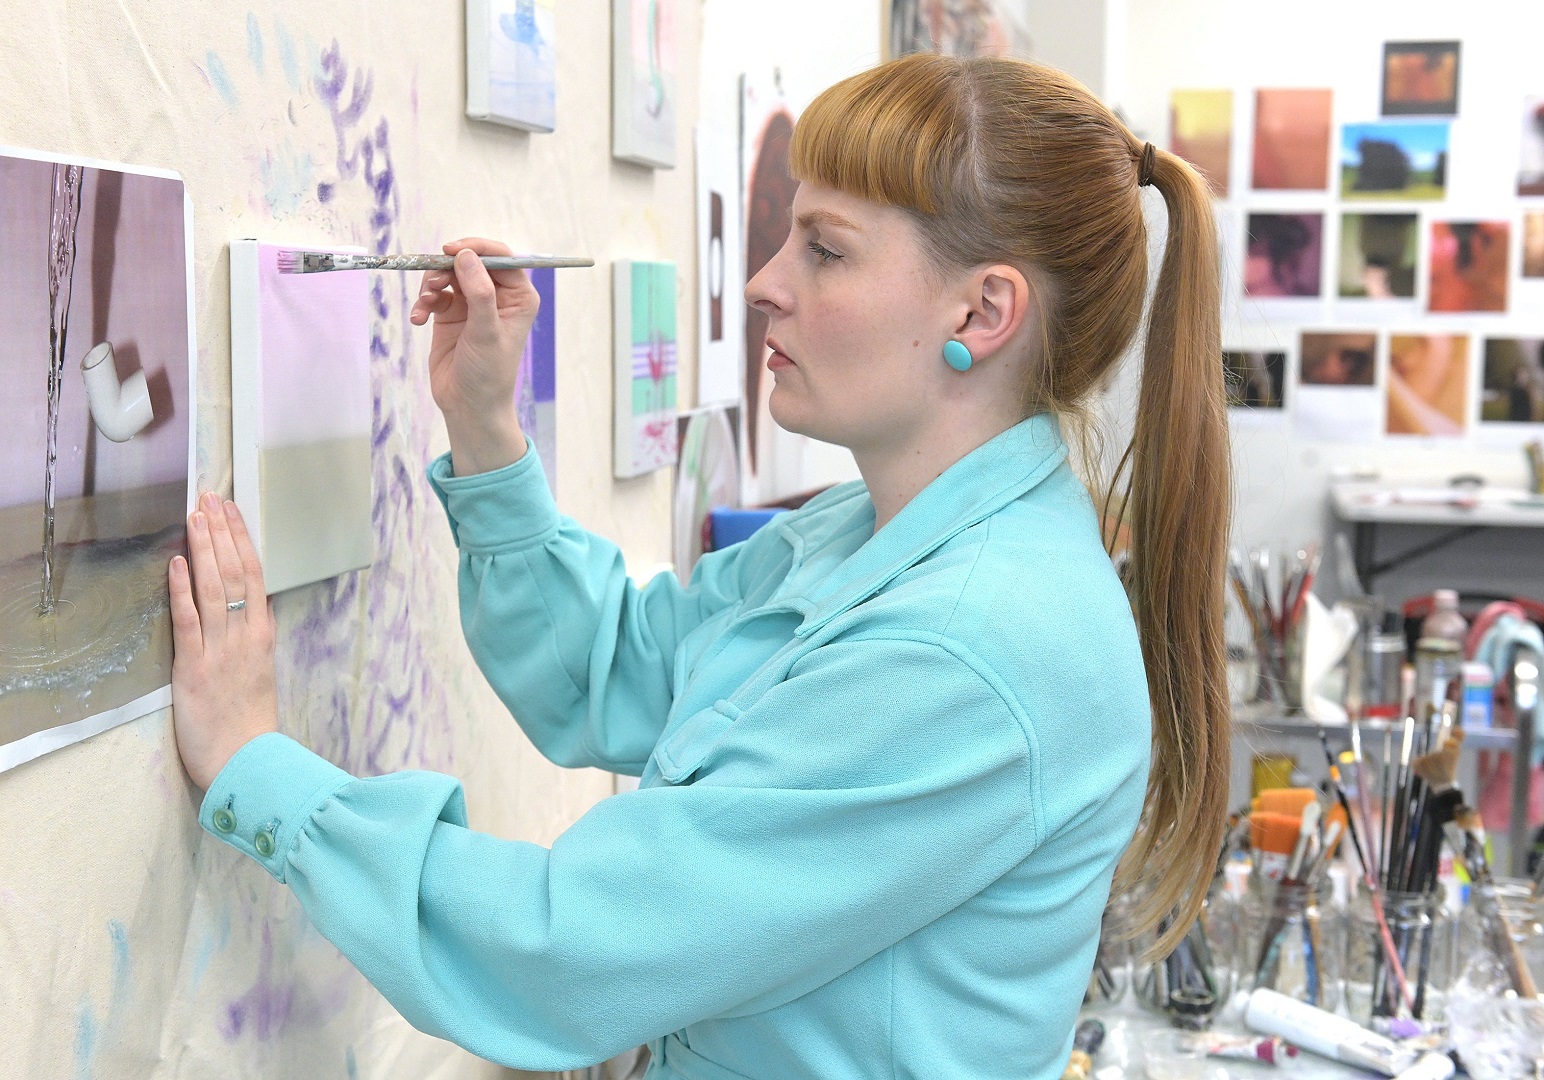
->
[1455,879,1544,994]
[1239,792,1345,1012]
[1344,887,1453,1025]
[1085,893,1133,1005]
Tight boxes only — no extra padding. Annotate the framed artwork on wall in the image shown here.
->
[1380,41,1460,117]
[465,0,556,132]
[613,259,679,477]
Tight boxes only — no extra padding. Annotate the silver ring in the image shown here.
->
[226,599,247,611]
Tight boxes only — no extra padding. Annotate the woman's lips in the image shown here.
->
[767,338,793,369]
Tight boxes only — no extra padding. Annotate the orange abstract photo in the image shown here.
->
[1381,41,1460,117]
[1170,89,1232,197]
[1428,221,1509,314]
[1300,332,1376,387]
[1252,88,1332,191]
[1387,333,1469,436]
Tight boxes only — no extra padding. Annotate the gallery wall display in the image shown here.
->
[613,259,679,478]
[886,0,1029,60]
[612,0,677,168]
[0,146,195,772]
[465,0,557,132]
[1200,37,1544,451]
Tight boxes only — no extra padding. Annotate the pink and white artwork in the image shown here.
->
[230,239,373,596]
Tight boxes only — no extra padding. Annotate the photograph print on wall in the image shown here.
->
[1252,89,1332,191]
[1481,338,1544,425]
[1380,41,1461,117]
[1341,122,1449,201]
[1521,97,1544,196]
[1244,212,1324,298]
[1428,220,1509,313]
[1170,89,1233,198]
[1223,350,1286,409]
[1387,333,1469,437]
[1338,213,1418,300]
[1525,211,1544,279]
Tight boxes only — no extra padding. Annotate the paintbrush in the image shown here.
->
[276,250,595,273]
[1444,807,1540,999]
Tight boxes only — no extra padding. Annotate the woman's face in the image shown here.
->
[744,182,960,456]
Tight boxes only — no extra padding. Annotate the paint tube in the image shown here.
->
[1392,1052,1456,1080]
[1245,989,1410,1075]
[1200,1032,1296,1066]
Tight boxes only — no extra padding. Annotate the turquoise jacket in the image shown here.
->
[200,413,1152,1078]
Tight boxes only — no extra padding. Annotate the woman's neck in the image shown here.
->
[855,408,1022,532]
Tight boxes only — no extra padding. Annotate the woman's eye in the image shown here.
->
[806,240,842,264]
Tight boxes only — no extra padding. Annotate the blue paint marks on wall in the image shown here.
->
[107,921,131,1011]
[259,142,317,218]
[346,1045,359,1080]
[74,1000,97,1080]
[205,51,240,108]
[275,18,301,92]
[247,13,266,75]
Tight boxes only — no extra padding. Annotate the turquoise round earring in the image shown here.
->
[942,340,973,372]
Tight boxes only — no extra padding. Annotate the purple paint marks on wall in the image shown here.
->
[220,923,294,1042]
[268,41,454,778]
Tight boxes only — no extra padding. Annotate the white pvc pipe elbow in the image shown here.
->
[80,341,154,443]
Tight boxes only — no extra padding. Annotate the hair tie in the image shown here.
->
[1137,142,1156,187]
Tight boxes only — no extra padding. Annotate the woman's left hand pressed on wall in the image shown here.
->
[167,492,280,790]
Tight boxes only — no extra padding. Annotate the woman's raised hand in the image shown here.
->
[410,237,534,475]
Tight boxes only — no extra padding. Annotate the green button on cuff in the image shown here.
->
[254,828,276,858]
[212,808,237,834]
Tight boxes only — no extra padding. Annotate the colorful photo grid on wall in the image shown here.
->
[1204,35,1544,450]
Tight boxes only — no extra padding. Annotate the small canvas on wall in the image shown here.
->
[613,260,679,477]
[1525,211,1544,279]
[886,0,1029,59]
[1341,122,1448,201]
[465,0,556,132]
[612,0,676,168]
[1338,213,1418,300]
[1521,97,1544,196]
[230,240,373,596]
[1244,213,1324,298]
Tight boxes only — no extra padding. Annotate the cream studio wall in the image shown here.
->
[1121,0,1544,606]
[0,3,698,1079]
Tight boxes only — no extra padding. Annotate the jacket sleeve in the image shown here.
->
[428,447,747,774]
[198,636,1040,1073]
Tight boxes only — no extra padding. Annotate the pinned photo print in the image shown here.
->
[1244,213,1323,298]
[1522,97,1544,197]
[1380,41,1460,117]
[1387,333,1469,436]
[1170,89,1232,197]
[1481,338,1544,424]
[1252,89,1333,191]
[1525,210,1544,279]
[1223,350,1286,408]
[1428,220,1509,313]
[1339,213,1418,299]
[1341,122,1449,200]
[1300,332,1376,387]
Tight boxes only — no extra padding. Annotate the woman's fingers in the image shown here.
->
[168,555,202,660]
[223,500,269,613]
[186,509,227,645]
[444,236,527,290]
[202,492,247,609]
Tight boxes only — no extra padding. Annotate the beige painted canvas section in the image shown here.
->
[0,2,699,1078]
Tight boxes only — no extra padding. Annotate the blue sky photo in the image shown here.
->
[1341,122,1450,170]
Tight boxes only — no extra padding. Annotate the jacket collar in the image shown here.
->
[776,413,1069,638]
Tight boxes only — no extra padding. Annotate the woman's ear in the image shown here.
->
[952,264,1034,364]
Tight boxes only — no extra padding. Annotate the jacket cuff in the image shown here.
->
[426,441,561,553]
[199,733,353,883]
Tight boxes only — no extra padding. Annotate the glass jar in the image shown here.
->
[1344,889,1452,1026]
[1454,879,1544,998]
[1241,877,1341,1012]
[1135,901,1227,1029]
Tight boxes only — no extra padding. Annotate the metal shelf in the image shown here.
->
[1232,704,1519,752]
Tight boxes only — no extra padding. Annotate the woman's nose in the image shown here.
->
[745,246,791,316]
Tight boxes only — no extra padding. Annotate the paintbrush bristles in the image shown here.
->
[1411,728,1465,792]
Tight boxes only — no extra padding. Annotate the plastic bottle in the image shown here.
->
[1419,589,1468,647]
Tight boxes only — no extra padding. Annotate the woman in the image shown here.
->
[171,54,1229,1078]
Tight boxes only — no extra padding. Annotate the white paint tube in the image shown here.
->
[1244,989,1408,1076]
[1392,1053,1455,1080]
